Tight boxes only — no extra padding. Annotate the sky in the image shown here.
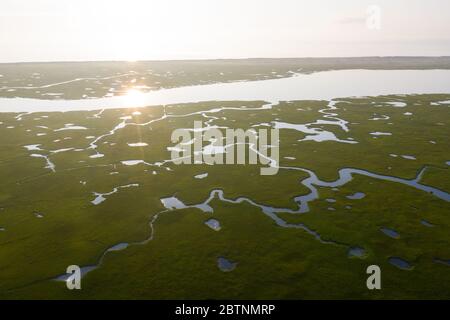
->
[1,0,450,62]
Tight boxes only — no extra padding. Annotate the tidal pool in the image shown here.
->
[434,258,450,267]
[107,243,129,252]
[370,132,392,136]
[421,219,435,227]
[92,184,139,206]
[273,120,356,144]
[388,257,413,270]
[194,173,208,179]
[24,144,42,151]
[54,124,88,131]
[89,153,104,159]
[161,197,188,210]
[205,219,221,231]
[380,227,400,239]
[348,247,366,258]
[217,257,237,272]
[127,142,148,147]
[33,212,44,218]
[346,192,366,200]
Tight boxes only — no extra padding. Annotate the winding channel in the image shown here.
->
[53,157,450,281]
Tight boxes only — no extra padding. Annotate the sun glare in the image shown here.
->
[123,88,145,107]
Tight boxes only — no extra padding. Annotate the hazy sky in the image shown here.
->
[1,0,450,62]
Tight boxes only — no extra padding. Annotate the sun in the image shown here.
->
[123,88,145,107]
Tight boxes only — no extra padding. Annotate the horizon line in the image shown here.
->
[1,55,450,65]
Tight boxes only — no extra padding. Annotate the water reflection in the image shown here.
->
[121,88,146,107]
[3,70,450,112]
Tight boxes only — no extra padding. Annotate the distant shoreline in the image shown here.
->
[1,56,450,66]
